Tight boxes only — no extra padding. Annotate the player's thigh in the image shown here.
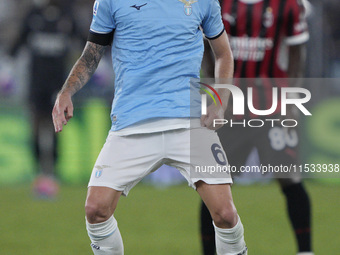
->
[166,127,232,184]
[88,132,163,196]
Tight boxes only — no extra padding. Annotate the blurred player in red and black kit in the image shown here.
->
[200,0,313,254]
[10,0,81,197]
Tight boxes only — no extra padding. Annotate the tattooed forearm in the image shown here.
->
[60,42,107,96]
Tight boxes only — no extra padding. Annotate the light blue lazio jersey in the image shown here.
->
[90,0,224,131]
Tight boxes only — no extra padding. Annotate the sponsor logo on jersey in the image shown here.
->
[93,1,99,16]
[229,36,273,62]
[178,0,198,16]
[130,3,147,10]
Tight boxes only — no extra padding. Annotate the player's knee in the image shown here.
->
[211,204,238,228]
[85,200,113,224]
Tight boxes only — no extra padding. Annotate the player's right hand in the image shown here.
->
[201,103,225,130]
[52,91,74,133]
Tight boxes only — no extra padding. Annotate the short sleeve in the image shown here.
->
[201,0,225,40]
[285,0,309,45]
[90,0,115,34]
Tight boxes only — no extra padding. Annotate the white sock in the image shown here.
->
[86,215,124,255]
[213,216,247,255]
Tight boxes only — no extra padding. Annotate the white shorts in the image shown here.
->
[88,127,232,196]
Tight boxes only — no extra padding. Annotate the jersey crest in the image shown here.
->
[178,0,198,16]
[263,7,274,28]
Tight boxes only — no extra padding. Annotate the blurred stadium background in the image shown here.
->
[0,0,340,254]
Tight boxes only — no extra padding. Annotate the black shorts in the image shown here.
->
[29,58,65,115]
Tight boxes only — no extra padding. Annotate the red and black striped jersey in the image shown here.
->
[221,0,309,78]
[220,0,309,117]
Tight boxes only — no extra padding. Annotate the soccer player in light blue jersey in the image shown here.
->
[52,0,247,254]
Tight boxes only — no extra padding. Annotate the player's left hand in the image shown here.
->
[200,103,225,130]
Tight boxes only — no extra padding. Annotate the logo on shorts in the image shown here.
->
[178,0,198,16]
[94,165,110,178]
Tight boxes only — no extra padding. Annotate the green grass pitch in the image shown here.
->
[0,181,339,254]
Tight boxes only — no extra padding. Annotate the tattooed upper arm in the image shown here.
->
[60,42,107,95]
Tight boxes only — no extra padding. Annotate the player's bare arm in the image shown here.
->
[283,43,307,121]
[52,42,107,133]
[201,39,215,78]
[288,43,307,80]
[201,31,234,130]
